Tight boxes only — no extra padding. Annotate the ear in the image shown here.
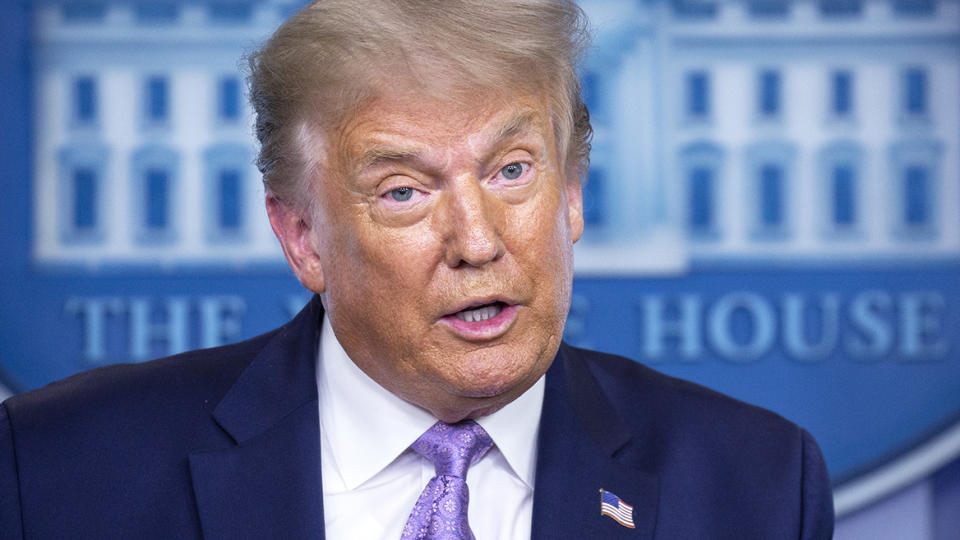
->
[266,195,326,293]
[566,174,584,244]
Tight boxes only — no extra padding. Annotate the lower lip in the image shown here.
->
[440,304,519,341]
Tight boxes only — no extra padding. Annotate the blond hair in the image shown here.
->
[247,0,592,211]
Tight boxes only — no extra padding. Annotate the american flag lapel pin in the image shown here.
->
[600,488,636,529]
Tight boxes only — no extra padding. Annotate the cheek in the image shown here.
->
[511,188,571,258]
[324,225,438,358]
[507,196,575,310]
[337,221,440,307]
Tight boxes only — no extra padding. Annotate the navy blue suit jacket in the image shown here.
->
[0,297,833,538]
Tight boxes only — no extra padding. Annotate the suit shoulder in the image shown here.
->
[3,328,280,429]
[560,345,834,535]
[565,344,802,441]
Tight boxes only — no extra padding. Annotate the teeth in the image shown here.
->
[455,303,503,323]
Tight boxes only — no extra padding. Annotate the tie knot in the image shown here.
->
[411,420,493,479]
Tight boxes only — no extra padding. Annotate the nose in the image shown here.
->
[440,179,504,268]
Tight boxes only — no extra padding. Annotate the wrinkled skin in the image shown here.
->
[268,89,583,422]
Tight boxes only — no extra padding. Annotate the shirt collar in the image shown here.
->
[316,313,544,491]
[475,371,543,489]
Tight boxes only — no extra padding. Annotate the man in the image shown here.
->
[0,0,833,538]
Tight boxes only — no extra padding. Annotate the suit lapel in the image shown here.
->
[532,345,658,539]
[186,299,659,539]
[189,296,326,540]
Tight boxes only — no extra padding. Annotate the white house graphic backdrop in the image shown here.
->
[2,1,960,537]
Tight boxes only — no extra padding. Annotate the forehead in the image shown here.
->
[331,89,556,169]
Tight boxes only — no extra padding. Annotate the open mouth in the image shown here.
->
[441,299,518,340]
[454,302,505,323]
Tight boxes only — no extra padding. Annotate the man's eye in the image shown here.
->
[500,162,526,180]
[388,187,414,202]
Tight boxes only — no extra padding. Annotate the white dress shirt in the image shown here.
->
[316,314,545,539]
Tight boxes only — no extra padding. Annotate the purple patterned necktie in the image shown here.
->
[400,420,494,540]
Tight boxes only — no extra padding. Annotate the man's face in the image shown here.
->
[280,89,583,421]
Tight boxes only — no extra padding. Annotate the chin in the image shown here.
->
[455,379,520,400]
[447,347,546,398]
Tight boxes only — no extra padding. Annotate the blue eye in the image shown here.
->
[389,187,414,202]
[501,162,525,180]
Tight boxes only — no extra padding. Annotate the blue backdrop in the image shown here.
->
[3,1,960,533]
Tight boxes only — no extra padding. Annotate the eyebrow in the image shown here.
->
[494,110,540,144]
[352,109,543,173]
[354,145,424,172]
